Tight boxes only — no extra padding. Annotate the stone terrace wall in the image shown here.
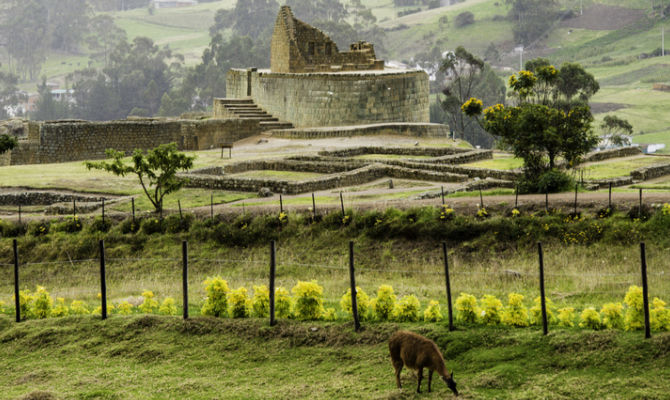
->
[183,163,467,194]
[271,122,448,138]
[222,159,364,174]
[243,69,429,128]
[584,146,642,162]
[630,162,670,181]
[318,146,469,157]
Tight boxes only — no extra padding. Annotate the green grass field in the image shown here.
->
[1,316,667,399]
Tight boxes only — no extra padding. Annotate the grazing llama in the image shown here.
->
[389,330,458,396]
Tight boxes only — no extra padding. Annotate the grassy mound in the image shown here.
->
[0,315,668,399]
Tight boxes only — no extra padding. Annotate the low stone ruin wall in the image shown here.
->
[583,146,642,162]
[630,162,670,181]
[410,150,492,165]
[182,163,468,194]
[0,191,111,206]
[318,146,470,158]
[221,159,365,174]
[270,122,449,138]
[384,160,523,181]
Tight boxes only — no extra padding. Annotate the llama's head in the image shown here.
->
[442,371,458,396]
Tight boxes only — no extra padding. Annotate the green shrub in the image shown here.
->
[88,217,112,233]
[626,205,652,221]
[117,301,134,315]
[372,285,396,321]
[651,298,670,331]
[228,287,249,318]
[291,280,325,320]
[251,285,270,318]
[56,216,83,233]
[529,296,557,325]
[119,218,140,234]
[340,286,370,321]
[455,293,478,323]
[480,294,503,325]
[519,169,574,194]
[600,302,624,329]
[141,218,164,235]
[579,307,603,330]
[139,290,159,314]
[27,221,50,236]
[69,300,90,315]
[557,307,575,327]
[0,219,26,237]
[423,300,443,322]
[159,297,177,315]
[394,295,421,322]
[164,213,193,233]
[501,293,529,327]
[624,285,645,330]
[15,289,34,319]
[51,297,69,317]
[201,276,230,317]
[275,287,292,319]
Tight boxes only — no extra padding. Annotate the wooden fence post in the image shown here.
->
[349,241,360,331]
[210,193,214,219]
[13,239,20,323]
[340,192,345,217]
[18,204,21,224]
[538,242,548,335]
[312,193,317,218]
[515,185,518,209]
[442,242,454,331]
[479,188,484,209]
[545,192,549,213]
[182,240,189,319]
[73,199,77,218]
[441,186,445,205]
[99,240,107,320]
[639,189,643,219]
[269,240,276,326]
[640,242,651,339]
[178,200,183,220]
[102,199,105,224]
[131,198,136,225]
[608,182,612,209]
[280,194,284,214]
[574,183,578,215]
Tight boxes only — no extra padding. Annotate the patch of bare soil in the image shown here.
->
[589,102,629,114]
[561,4,645,30]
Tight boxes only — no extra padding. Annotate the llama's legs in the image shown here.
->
[393,361,403,389]
[428,369,433,392]
[416,367,423,393]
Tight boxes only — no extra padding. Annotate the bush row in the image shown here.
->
[4,283,668,332]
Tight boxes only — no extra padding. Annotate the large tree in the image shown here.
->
[0,72,25,119]
[86,15,127,68]
[439,46,506,148]
[505,0,559,46]
[464,63,599,184]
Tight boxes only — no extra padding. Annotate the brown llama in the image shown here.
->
[389,330,458,396]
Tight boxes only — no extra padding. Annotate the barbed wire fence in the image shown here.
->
[2,237,665,339]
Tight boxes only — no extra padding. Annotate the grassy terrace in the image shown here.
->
[580,155,669,179]
[229,170,325,181]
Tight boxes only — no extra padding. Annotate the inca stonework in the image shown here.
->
[222,6,430,129]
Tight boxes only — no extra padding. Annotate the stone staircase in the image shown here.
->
[215,98,293,131]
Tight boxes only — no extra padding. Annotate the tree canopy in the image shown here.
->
[0,134,18,155]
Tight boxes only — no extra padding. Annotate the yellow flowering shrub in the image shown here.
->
[624,285,645,331]
[69,300,89,315]
[480,295,503,325]
[51,297,69,317]
[372,285,396,321]
[501,293,529,327]
[393,295,421,322]
[651,298,670,331]
[275,287,293,319]
[116,301,134,315]
[92,304,115,316]
[228,287,249,318]
[291,280,325,320]
[461,97,483,116]
[557,307,575,327]
[159,297,177,315]
[139,290,159,314]
[579,307,603,330]
[423,300,443,322]
[600,302,624,330]
[251,285,270,318]
[340,286,370,321]
[455,293,479,323]
[32,286,53,319]
[530,297,557,325]
[201,276,230,317]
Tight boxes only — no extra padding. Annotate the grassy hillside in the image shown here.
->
[0,315,668,399]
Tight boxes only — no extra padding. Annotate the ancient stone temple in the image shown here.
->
[270,5,384,73]
[220,6,430,129]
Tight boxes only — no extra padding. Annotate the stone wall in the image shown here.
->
[630,162,670,181]
[234,68,429,128]
[271,122,447,138]
[318,146,469,158]
[183,163,467,194]
[225,69,250,99]
[4,118,261,165]
[584,146,642,162]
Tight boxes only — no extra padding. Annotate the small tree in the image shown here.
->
[600,115,633,147]
[0,134,18,155]
[86,143,195,213]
